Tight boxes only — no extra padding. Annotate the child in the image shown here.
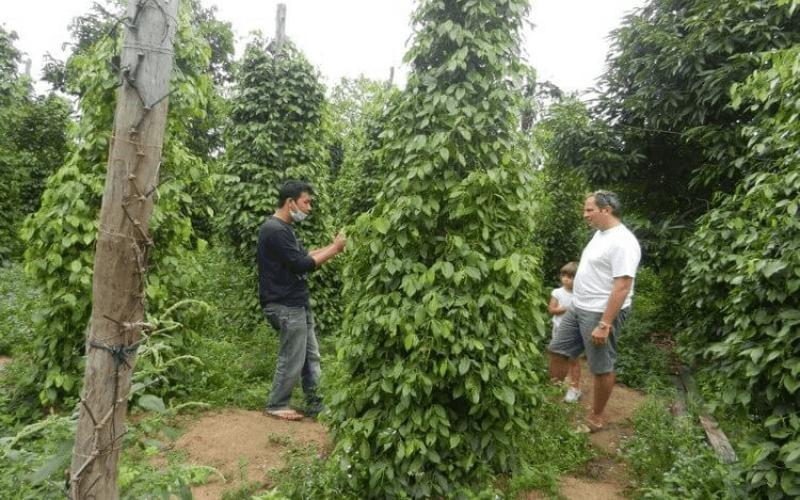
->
[548,261,582,403]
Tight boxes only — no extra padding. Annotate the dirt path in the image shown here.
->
[166,359,644,499]
[538,358,645,499]
[170,408,330,500]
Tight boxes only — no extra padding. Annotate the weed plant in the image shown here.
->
[622,397,747,499]
[0,412,76,499]
[0,264,51,429]
[502,382,596,498]
[0,264,40,357]
[118,408,219,499]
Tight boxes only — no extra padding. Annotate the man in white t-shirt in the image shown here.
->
[548,190,641,433]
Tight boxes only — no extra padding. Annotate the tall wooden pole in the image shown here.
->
[275,3,287,50]
[69,1,180,498]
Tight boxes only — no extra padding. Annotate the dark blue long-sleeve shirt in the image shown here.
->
[257,216,316,308]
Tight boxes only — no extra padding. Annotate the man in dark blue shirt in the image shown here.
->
[258,180,346,421]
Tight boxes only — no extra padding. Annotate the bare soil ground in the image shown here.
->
[169,408,331,500]
[159,359,645,499]
[538,358,646,499]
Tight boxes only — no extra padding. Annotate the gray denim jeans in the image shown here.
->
[263,303,322,411]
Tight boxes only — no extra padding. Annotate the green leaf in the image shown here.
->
[441,261,454,279]
[138,394,166,414]
[404,333,415,350]
[70,260,82,273]
[374,217,390,234]
[762,260,787,278]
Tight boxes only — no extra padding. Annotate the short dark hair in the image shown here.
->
[277,180,314,208]
[590,190,621,216]
[560,261,579,277]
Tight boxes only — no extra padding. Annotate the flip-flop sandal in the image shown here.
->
[575,422,603,433]
[575,416,605,434]
[263,408,303,421]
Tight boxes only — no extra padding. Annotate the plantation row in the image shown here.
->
[1,0,799,498]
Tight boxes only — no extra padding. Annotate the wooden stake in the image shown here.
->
[275,3,287,51]
[674,368,738,464]
[69,1,180,498]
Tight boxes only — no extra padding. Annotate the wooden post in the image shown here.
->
[69,0,180,498]
[275,3,287,50]
[673,368,738,463]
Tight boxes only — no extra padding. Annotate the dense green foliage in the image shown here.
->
[614,267,674,391]
[600,0,800,188]
[326,0,548,497]
[19,0,219,408]
[588,0,800,278]
[328,76,400,225]
[681,44,800,499]
[220,38,330,258]
[0,412,76,499]
[530,97,595,283]
[219,36,343,335]
[0,27,72,264]
[3,0,800,497]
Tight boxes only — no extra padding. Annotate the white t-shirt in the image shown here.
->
[551,286,574,333]
[573,224,641,312]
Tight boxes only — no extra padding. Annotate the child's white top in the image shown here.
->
[551,286,574,333]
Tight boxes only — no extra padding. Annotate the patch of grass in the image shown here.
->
[502,383,596,498]
[119,410,221,498]
[0,356,46,433]
[0,264,45,431]
[0,413,76,499]
[165,244,282,409]
[268,432,293,446]
[616,334,672,392]
[620,396,746,499]
[0,264,40,357]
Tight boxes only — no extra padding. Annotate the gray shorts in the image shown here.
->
[548,306,629,375]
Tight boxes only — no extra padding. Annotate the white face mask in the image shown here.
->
[289,200,308,222]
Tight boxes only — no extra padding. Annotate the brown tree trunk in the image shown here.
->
[69,1,180,498]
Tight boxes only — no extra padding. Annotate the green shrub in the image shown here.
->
[615,266,674,391]
[503,385,595,497]
[326,0,549,497]
[681,163,800,498]
[0,264,40,357]
[0,265,48,428]
[19,2,217,410]
[622,397,745,499]
[680,45,800,499]
[219,37,342,337]
[0,413,76,499]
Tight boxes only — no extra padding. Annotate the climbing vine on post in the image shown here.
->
[220,35,341,334]
[329,0,547,497]
[20,0,217,412]
[67,1,182,498]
